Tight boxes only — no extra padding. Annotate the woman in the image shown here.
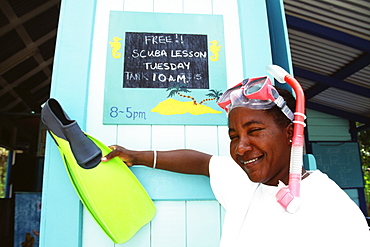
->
[102,76,369,246]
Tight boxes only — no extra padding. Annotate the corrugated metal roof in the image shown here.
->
[284,0,370,129]
[289,29,362,75]
[284,0,370,40]
[345,65,370,88]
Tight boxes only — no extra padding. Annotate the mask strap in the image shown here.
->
[274,96,294,121]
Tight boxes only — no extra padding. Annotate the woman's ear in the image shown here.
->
[285,123,294,141]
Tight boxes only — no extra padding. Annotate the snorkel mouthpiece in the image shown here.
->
[266,65,288,84]
[266,65,306,214]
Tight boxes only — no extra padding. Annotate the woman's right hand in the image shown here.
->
[101,145,136,166]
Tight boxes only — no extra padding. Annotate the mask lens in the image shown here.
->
[246,82,264,94]
[244,77,270,100]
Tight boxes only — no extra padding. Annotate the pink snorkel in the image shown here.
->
[266,65,306,213]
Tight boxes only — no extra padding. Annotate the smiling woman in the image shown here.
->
[102,75,370,246]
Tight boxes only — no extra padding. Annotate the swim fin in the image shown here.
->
[41,99,156,243]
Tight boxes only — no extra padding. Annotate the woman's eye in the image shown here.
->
[229,135,238,140]
[249,128,263,134]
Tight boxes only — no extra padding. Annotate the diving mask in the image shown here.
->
[217,76,294,121]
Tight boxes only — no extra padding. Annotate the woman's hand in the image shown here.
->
[101,145,137,166]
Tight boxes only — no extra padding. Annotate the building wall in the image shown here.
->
[83,0,243,246]
[307,109,351,142]
[306,109,364,210]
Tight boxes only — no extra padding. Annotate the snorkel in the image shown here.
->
[266,65,306,213]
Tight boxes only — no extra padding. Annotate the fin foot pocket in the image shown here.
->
[41,98,102,169]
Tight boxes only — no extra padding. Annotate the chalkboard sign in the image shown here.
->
[123,32,209,89]
[311,142,364,188]
[103,11,227,125]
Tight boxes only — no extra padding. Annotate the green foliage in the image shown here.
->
[358,128,370,215]
[205,89,223,101]
[166,82,191,98]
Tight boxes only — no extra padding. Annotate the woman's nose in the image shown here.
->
[235,137,252,155]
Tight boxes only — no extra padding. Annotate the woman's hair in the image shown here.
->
[265,87,297,128]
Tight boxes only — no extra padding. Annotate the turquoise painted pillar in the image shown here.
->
[266,0,294,90]
[237,0,293,86]
[266,0,293,73]
[39,0,97,246]
[237,0,273,78]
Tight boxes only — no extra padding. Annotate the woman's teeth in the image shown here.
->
[242,157,258,165]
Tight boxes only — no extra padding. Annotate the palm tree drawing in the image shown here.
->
[199,89,223,105]
[167,82,198,105]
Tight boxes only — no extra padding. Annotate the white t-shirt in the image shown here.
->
[209,155,370,247]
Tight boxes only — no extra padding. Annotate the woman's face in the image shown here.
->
[228,107,293,186]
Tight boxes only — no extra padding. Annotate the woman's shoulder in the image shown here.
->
[209,155,244,177]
